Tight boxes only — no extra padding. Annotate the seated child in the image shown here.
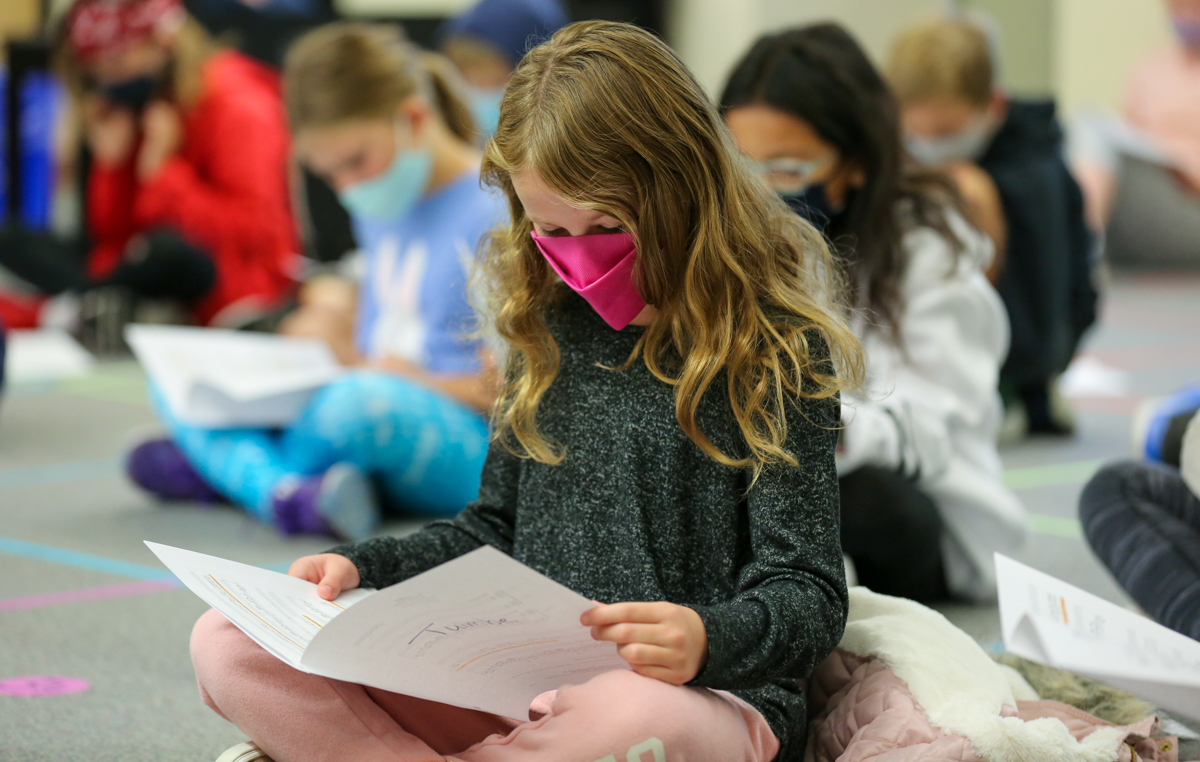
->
[190,19,859,762]
[888,16,1098,436]
[0,0,297,341]
[126,24,502,540]
[1081,387,1200,639]
[1071,0,1200,267]
[723,23,1026,602]
[438,0,568,136]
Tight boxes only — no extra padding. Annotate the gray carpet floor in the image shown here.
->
[1,270,1198,761]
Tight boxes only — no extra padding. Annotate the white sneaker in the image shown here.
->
[215,741,273,762]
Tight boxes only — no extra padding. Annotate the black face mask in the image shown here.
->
[102,74,162,111]
[782,183,839,232]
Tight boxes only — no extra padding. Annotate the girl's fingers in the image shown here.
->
[317,567,349,600]
[288,557,321,583]
[317,581,338,600]
[591,622,670,647]
[290,554,359,600]
[616,642,678,668]
[581,601,665,626]
[318,556,361,600]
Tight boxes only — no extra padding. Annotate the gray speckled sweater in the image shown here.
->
[330,291,848,762]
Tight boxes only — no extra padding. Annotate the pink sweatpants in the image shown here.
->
[190,609,781,762]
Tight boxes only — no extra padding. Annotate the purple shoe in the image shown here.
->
[126,438,225,503]
[271,463,379,541]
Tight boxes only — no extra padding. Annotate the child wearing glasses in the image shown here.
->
[723,23,1026,603]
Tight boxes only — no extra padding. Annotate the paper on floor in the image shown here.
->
[1059,356,1129,399]
[145,542,628,719]
[7,329,94,383]
[125,325,343,427]
[997,553,1200,720]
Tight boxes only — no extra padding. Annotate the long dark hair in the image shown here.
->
[721,22,964,339]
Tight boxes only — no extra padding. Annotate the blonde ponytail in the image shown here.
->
[419,51,479,143]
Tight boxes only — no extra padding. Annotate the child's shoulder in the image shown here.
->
[899,203,990,286]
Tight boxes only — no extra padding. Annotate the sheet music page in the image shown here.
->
[301,546,630,720]
[997,553,1200,719]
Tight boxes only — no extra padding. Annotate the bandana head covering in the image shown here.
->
[65,0,185,62]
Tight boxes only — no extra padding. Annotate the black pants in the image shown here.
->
[839,466,949,602]
[0,225,216,302]
[1080,460,1200,641]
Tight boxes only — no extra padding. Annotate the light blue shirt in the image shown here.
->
[353,170,503,374]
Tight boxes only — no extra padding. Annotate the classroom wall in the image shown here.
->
[668,0,1176,116]
[0,0,41,40]
[334,0,471,15]
[666,0,947,98]
[1053,0,1172,115]
[962,0,1054,97]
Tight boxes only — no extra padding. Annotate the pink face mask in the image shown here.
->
[531,230,647,330]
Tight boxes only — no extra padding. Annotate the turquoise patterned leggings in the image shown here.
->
[157,371,490,523]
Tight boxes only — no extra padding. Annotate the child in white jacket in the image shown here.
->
[724,22,1026,601]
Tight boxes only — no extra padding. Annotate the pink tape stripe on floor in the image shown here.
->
[0,579,181,612]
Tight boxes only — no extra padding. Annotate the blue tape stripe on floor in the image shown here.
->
[0,458,122,490]
[0,536,174,581]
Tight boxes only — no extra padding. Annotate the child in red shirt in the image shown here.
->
[0,0,297,334]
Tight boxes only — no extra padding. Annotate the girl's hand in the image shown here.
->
[279,302,362,366]
[137,101,184,179]
[288,553,361,601]
[582,601,708,685]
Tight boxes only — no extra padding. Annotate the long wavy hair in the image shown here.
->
[721,23,966,342]
[480,20,864,477]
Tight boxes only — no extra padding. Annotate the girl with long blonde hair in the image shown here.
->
[191,20,861,762]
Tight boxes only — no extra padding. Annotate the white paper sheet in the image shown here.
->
[145,542,628,719]
[7,329,94,383]
[146,542,374,666]
[126,325,343,427]
[997,553,1200,720]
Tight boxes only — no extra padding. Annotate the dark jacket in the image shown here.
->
[979,99,1097,388]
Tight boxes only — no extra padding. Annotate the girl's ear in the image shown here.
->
[399,96,433,141]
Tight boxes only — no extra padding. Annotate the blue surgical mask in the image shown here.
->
[469,88,505,138]
[337,121,433,221]
[906,114,996,166]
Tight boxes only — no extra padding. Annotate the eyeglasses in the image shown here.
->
[753,155,836,195]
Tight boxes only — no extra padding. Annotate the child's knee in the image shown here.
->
[190,609,251,690]
[1080,460,1147,523]
[557,670,698,746]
